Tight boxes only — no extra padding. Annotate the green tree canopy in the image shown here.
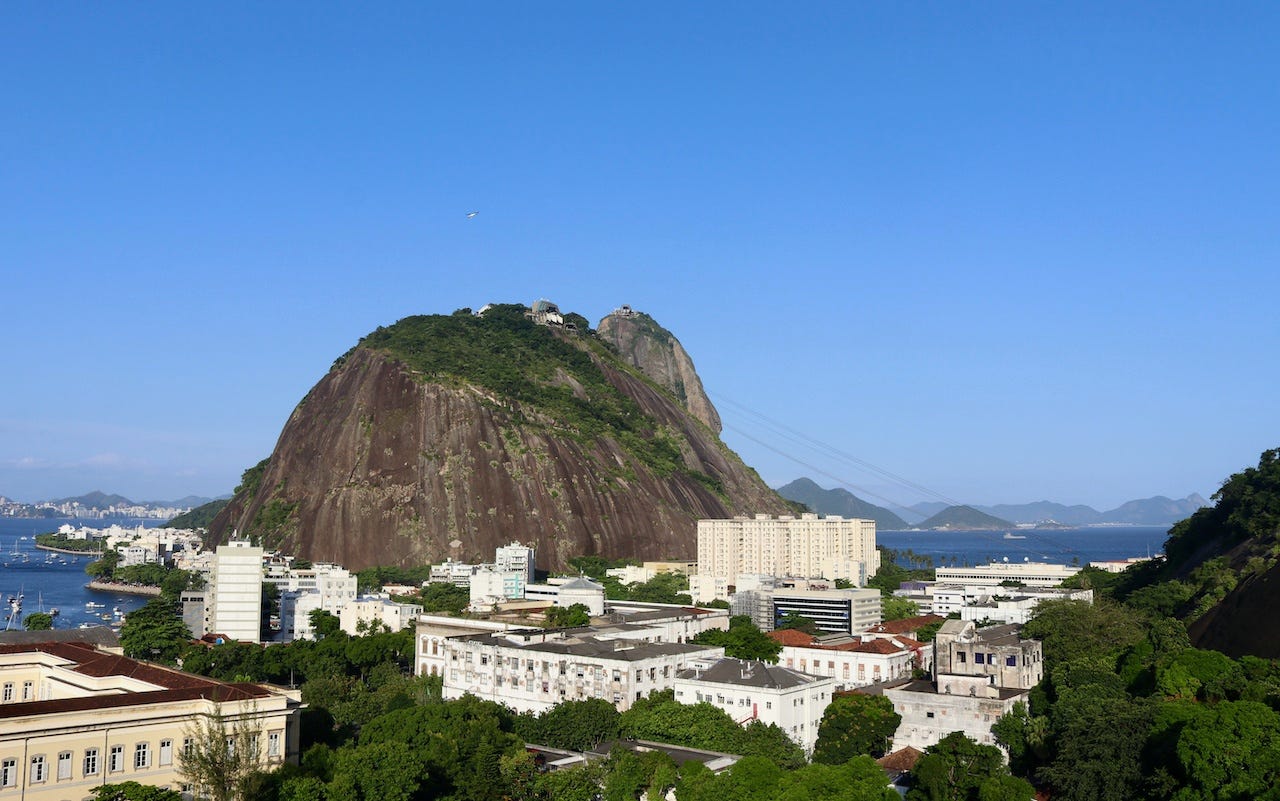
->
[811,693,901,763]
[119,597,192,665]
[690,616,782,663]
[23,611,53,630]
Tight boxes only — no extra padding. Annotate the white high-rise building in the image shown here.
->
[495,542,537,583]
[695,514,880,602]
[209,541,264,643]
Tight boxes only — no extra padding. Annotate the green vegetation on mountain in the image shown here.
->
[165,499,229,528]
[34,532,103,552]
[348,305,712,483]
[917,505,1013,530]
[775,478,910,529]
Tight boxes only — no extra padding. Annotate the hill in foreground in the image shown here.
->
[209,303,790,571]
[917,505,1013,530]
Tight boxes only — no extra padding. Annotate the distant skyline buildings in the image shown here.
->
[2,5,1276,510]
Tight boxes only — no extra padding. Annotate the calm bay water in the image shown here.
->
[878,525,1170,568]
[0,517,158,630]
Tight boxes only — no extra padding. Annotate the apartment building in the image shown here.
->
[769,629,923,689]
[439,629,724,714]
[673,658,836,754]
[207,541,264,643]
[0,641,300,800]
[695,514,880,601]
[339,596,423,635]
[881,620,1042,754]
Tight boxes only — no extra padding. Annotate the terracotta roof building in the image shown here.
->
[0,641,301,799]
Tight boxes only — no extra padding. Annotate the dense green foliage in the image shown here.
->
[512,698,621,751]
[34,531,104,551]
[92,782,184,801]
[165,499,230,528]
[351,307,710,480]
[673,754,897,801]
[119,597,193,664]
[23,612,53,630]
[811,693,901,763]
[907,732,1032,801]
[619,689,806,769]
[1114,446,1280,621]
[545,603,591,627]
[690,616,782,663]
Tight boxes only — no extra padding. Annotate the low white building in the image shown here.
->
[934,560,1078,587]
[429,559,480,587]
[439,629,724,714]
[769,629,923,689]
[525,577,606,616]
[416,616,534,679]
[673,658,836,754]
[339,596,423,635]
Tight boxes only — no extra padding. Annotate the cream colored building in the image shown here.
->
[0,641,300,800]
[695,514,880,601]
[207,541,264,643]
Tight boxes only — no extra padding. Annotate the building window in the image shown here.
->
[1006,656,1017,667]
[1,682,11,702]
[83,749,99,777]
[958,653,966,663]
[135,743,150,770]
[183,738,195,759]
[109,745,124,773]
[57,751,72,781]
[21,681,32,701]
[159,739,173,767]
[268,732,281,758]
[29,755,46,784]
[974,653,985,664]
[1,758,14,787]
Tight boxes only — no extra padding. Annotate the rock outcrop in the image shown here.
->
[596,308,722,433]
[210,305,788,571]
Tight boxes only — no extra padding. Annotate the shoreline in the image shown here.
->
[35,543,101,556]
[85,581,161,597]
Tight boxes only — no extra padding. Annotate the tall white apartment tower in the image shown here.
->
[209,540,265,643]
[695,514,880,602]
[495,541,536,583]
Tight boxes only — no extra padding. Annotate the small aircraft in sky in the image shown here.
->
[466,211,479,219]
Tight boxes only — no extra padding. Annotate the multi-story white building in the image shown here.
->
[769,629,923,689]
[207,541,264,643]
[934,560,1078,587]
[695,514,880,602]
[469,565,529,611]
[881,620,1042,755]
[266,562,359,641]
[0,641,301,801]
[772,588,882,635]
[495,542,537,584]
[339,596,422,635]
[439,629,724,714]
[673,658,836,754]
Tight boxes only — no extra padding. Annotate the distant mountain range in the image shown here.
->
[778,478,1209,528]
[36,491,227,509]
[916,505,1013,530]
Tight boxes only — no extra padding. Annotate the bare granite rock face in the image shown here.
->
[210,319,786,571]
[596,308,722,434]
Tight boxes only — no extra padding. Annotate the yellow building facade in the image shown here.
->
[0,642,300,800]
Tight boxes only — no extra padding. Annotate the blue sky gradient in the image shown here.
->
[2,4,1276,509]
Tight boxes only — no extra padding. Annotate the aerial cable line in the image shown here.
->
[721,423,919,515]
[711,391,965,507]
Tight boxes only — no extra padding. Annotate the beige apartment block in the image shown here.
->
[0,642,301,800]
[696,514,880,601]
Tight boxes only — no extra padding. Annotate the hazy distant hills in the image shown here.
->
[782,478,1208,528]
[42,491,223,509]
[775,478,909,529]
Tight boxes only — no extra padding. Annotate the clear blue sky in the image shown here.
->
[2,3,1276,510]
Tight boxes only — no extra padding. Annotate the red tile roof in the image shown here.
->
[865,615,945,635]
[0,641,272,718]
[767,629,816,647]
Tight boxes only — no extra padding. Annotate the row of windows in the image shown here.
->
[0,734,282,789]
[1,740,175,789]
[0,681,34,703]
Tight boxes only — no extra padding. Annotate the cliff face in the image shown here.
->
[596,310,722,433]
[210,308,788,571]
